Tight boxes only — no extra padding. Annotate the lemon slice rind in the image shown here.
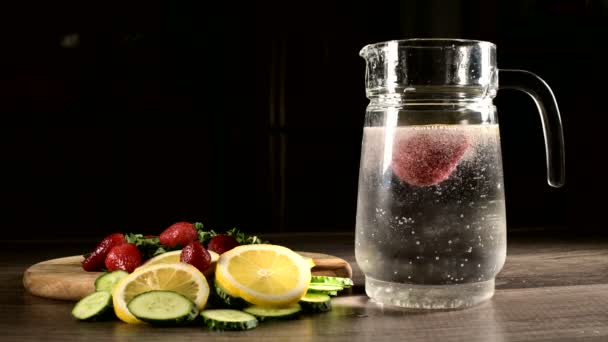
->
[215,244,311,307]
[112,262,210,324]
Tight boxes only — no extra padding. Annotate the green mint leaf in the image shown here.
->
[152,246,168,256]
[194,222,219,244]
[124,232,142,244]
[193,222,267,245]
[124,233,176,260]
[225,227,268,245]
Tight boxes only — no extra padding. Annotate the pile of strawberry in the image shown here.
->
[82,222,246,274]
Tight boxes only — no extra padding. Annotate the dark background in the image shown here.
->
[2,0,606,239]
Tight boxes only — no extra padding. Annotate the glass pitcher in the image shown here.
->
[355,39,565,309]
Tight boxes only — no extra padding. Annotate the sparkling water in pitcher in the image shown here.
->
[355,39,565,309]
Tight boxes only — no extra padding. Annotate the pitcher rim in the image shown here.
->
[359,38,496,57]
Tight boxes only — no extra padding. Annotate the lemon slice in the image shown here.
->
[303,256,315,268]
[215,244,311,307]
[112,263,210,324]
[140,250,183,267]
[139,250,220,275]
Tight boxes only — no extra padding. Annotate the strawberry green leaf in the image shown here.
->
[125,233,175,260]
[194,223,267,245]
[225,227,267,245]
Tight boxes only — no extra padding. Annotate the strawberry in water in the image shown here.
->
[104,243,142,273]
[392,128,470,187]
[180,241,211,272]
[82,233,126,271]
[207,234,240,254]
[159,221,197,248]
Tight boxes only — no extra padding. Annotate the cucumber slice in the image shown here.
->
[214,283,250,309]
[310,276,353,288]
[127,290,199,326]
[309,289,338,296]
[299,292,332,313]
[307,284,344,291]
[307,283,344,295]
[200,309,258,331]
[94,270,128,293]
[243,304,302,321]
[72,291,114,321]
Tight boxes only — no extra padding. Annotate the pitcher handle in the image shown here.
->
[498,69,566,187]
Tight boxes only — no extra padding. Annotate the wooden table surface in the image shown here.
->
[2,232,608,341]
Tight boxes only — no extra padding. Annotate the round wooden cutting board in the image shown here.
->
[23,251,353,301]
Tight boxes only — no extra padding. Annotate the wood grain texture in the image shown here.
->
[3,233,608,342]
[298,251,353,278]
[22,251,352,301]
[22,256,98,301]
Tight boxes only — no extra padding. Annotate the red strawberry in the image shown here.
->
[104,243,142,273]
[180,241,211,272]
[82,233,126,272]
[207,234,240,254]
[392,129,470,187]
[159,221,197,248]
